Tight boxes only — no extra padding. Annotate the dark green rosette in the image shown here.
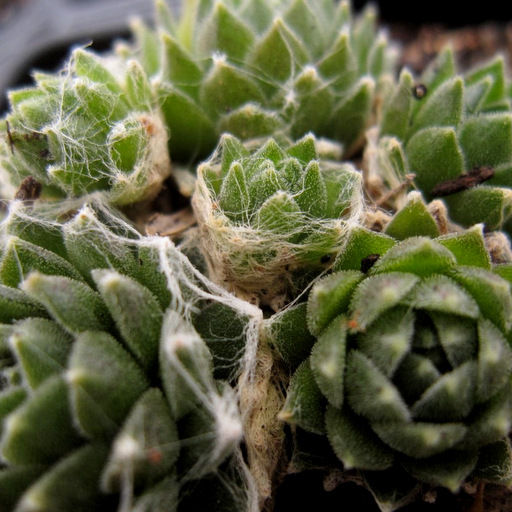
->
[274,215,512,509]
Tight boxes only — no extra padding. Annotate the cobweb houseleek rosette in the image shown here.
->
[0,47,170,206]
[121,0,396,163]
[370,46,512,232]
[191,133,364,309]
[274,225,512,509]
[0,202,253,512]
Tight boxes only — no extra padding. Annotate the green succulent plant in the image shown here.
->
[117,0,396,163]
[192,133,364,309]
[0,202,251,512]
[274,220,512,509]
[2,0,512,510]
[0,0,394,209]
[0,49,171,206]
[371,46,512,233]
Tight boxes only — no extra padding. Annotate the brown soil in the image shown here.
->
[390,21,512,74]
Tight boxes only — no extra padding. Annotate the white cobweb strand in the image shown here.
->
[192,159,365,310]
[152,235,262,512]
[2,200,266,512]
[25,50,171,204]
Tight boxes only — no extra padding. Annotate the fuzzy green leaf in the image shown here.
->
[101,388,179,493]
[459,383,512,449]
[275,157,305,193]
[310,318,347,408]
[283,0,323,57]
[159,311,214,421]
[286,133,317,163]
[444,186,512,230]
[289,67,334,138]
[384,192,440,240]
[13,443,110,512]
[92,270,163,372]
[177,381,242,478]
[219,104,281,139]
[410,77,463,135]
[218,162,250,223]
[266,302,316,369]
[406,274,480,318]
[346,351,410,423]
[0,237,82,288]
[377,135,410,185]
[131,474,178,512]
[68,331,149,439]
[73,80,128,123]
[476,319,512,403]
[436,225,491,269]
[254,192,304,237]
[460,113,512,169]
[218,133,250,179]
[348,272,419,329]
[373,422,467,460]
[411,361,476,422]
[247,162,281,212]
[452,267,512,332]
[0,466,46,512]
[393,353,441,405]
[406,127,465,200]
[3,203,67,259]
[1,376,82,465]
[430,313,477,368]
[157,85,217,162]
[9,318,73,390]
[333,225,396,272]
[307,270,363,335]
[357,307,414,377]
[370,237,456,277]
[252,137,287,164]
[465,57,509,112]
[249,18,308,93]
[330,77,374,154]
[380,68,413,139]
[325,404,394,470]
[317,31,356,91]
[279,359,326,435]
[418,46,456,98]
[160,33,202,100]
[201,60,264,117]
[73,49,122,95]
[401,450,478,492]
[107,116,148,173]
[0,285,47,323]
[21,273,112,335]
[199,3,255,61]
[0,387,27,436]
[192,301,249,380]
[125,60,152,111]
[294,161,328,218]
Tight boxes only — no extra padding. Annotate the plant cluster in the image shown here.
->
[1,1,512,511]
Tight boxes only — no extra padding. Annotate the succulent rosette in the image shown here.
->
[0,48,170,205]
[192,133,364,309]
[0,202,251,511]
[370,46,512,233]
[273,219,512,507]
[124,0,396,163]
[0,0,395,206]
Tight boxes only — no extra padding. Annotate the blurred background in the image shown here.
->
[0,0,510,113]
[0,0,158,112]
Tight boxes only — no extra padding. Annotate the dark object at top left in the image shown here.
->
[0,0,162,112]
